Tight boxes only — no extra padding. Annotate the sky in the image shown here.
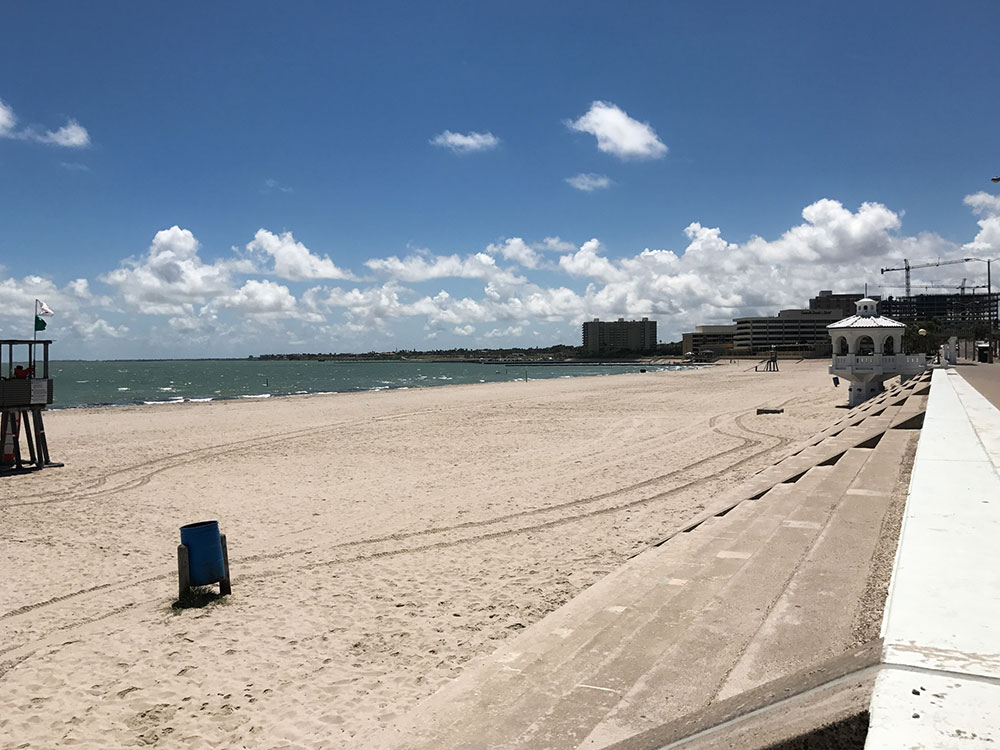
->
[2,1,1000,359]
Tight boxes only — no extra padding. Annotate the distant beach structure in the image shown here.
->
[828,298,926,406]
[0,338,60,472]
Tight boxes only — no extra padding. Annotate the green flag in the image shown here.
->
[34,316,47,332]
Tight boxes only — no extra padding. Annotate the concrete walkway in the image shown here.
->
[866,367,1000,747]
[944,361,1000,409]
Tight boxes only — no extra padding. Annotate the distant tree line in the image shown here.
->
[251,341,684,361]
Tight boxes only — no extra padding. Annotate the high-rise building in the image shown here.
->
[582,318,657,355]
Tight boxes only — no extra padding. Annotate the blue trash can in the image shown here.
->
[180,520,226,586]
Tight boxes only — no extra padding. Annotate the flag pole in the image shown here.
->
[33,299,37,343]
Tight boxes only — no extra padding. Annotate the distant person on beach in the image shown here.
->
[13,365,32,379]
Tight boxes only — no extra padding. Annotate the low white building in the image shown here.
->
[828,298,926,407]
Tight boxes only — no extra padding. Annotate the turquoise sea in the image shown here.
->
[47,360,696,409]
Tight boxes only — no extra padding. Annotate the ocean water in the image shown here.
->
[47,359,697,409]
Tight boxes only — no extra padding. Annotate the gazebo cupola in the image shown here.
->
[828,298,926,407]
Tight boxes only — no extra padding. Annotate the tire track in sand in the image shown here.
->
[3,404,533,508]
[0,394,823,677]
[1,398,799,625]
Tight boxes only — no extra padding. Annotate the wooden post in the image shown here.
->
[0,411,7,468]
[177,544,191,601]
[21,409,37,467]
[219,534,232,595]
[31,408,49,465]
[10,411,23,469]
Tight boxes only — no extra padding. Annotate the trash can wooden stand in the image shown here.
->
[178,520,232,600]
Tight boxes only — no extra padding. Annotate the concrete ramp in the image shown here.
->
[371,373,934,750]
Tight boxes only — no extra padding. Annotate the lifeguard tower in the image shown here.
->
[828,298,927,407]
[0,339,60,472]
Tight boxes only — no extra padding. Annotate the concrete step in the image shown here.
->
[374,383,931,750]
[716,429,915,699]
[577,450,874,748]
[386,488,803,749]
[665,416,898,547]
[384,472,847,750]
[446,460,864,749]
[889,394,927,429]
[806,382,911,443]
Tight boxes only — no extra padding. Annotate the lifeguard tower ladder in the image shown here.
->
[0,339,62,473]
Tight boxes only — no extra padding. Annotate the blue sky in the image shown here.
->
[3,1,1000,358]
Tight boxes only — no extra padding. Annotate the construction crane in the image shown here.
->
[879,258,975,297]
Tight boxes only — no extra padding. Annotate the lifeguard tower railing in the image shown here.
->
[1,339,58,472]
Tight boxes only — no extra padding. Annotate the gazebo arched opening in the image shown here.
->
[883,336,895,355]
[857,336,875,355]
[836,336,849,355]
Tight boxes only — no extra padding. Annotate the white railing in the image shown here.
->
[831,353,927,373]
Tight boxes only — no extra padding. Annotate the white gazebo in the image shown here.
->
[828,298,927,407]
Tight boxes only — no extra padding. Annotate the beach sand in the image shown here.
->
[1,361,846,748]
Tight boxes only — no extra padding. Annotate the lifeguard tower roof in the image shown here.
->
[826,298,904,330]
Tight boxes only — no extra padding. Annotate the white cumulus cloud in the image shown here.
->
[101,226,234,315]
[0,98,90,147]
[246,229,356,281]
[963,192,1000,255]
[19,193,1000,356]
[485,238,543,269]
[365,250,524,285]
[558,238,628,282]
[484,325,524,338]
[565,173,612,192]
[567,101,667,160]
[430,130,500,154]
[36,120,90,147]
[965,191,1000,218]
[753,199,901,264]
[70,317,128,340]
[223,279,315,319]
[542,236,577,253]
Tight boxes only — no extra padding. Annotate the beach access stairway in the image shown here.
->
[374,373,932,750]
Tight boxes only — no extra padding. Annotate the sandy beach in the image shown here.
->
[1,361,845,749]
